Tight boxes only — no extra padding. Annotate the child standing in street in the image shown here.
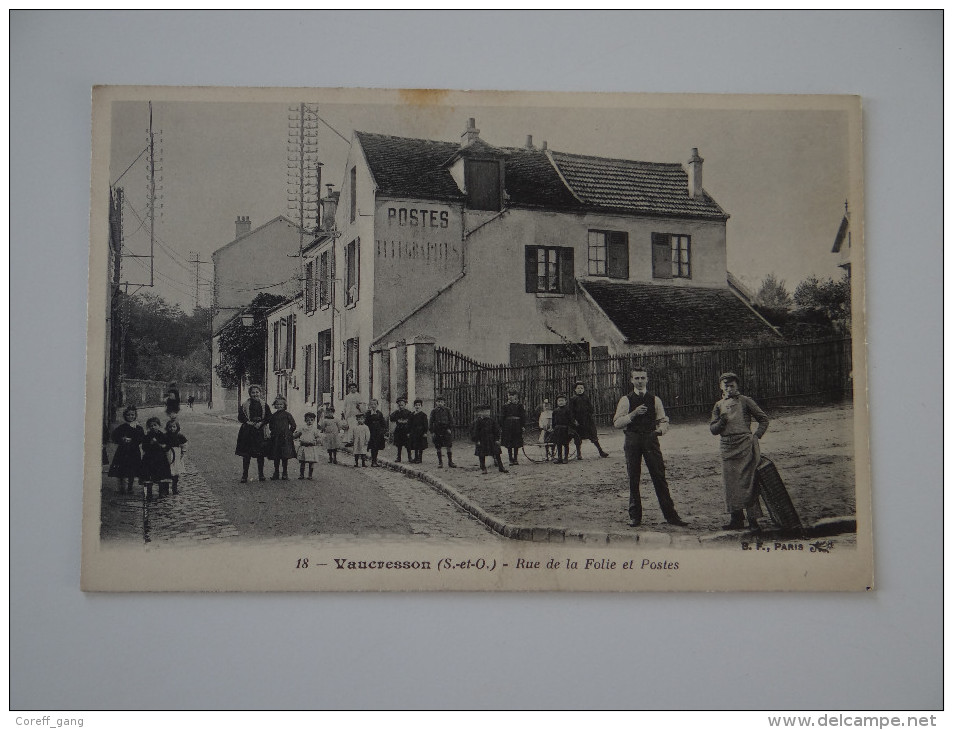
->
[470,404,508,474]
[429,395,457,468]
[268,395,297,480]
[364,399,388,467]
[321,406,342,464]
[108,406,144,494]
[389,397,412,463]
[140,416,173,500]
[500,389,526,466]
[538,398,555,461]
[165,418,188,495]
[408,399,429,464]
[551,394,574,464]
[294,412,320,479]
[351,413,371,467]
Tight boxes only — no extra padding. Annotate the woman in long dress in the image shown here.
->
[710,372,770,530]
[235,384,271,483]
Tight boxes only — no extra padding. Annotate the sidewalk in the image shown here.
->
[364,404,858,546]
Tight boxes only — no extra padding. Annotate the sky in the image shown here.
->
[107,91,857,312]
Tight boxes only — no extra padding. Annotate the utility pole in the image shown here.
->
[148,101,156,287]
[189,252,210,311]
[287,103,320,299]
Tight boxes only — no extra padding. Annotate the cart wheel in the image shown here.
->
[756,457,801,528]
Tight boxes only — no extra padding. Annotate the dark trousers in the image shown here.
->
[624,432,677,522]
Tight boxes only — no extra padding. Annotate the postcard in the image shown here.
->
[82,86,870,591]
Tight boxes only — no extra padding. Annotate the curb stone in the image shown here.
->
[357,451,857,546]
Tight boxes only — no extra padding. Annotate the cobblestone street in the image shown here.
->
[100,407,500,544]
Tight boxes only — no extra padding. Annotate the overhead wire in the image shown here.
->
[111,145,149,187]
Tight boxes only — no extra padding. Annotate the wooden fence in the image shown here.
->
[435,338,853,435]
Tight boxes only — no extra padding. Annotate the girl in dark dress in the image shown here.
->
[108,405,144,493]
[364,399,388,467]
[268,395,297,480]
[500,390,526,466]
[470,404,508,474]
[140,417,173,500]
[551,394,574,464]
[235,384,271,483]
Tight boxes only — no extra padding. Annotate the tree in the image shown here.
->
[120,292,211,382]
[793,274,851,334]
[214,293,285,389]
[755,273,793,309]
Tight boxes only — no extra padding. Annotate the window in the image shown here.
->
[349,166,357,223]
[465,159,502,211]
[275,315,296,371]
[652,233,692,279]
[305,261,315,312]
[525,246,574,294]
[304,344,312,401]
[345,337,359,391]
[317,329,332,398]
[509,342,591,366]
[345,239,359,306]
[319,250,330,307]
[588,230,629,278]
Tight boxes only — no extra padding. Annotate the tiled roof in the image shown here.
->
[356,132,464,202]
[579,280,778,345]
[355,131,728,219]
[550,151,728,220]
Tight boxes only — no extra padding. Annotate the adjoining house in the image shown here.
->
[832,200,852,277]
[268,119,779,416]
[210,214,304,411]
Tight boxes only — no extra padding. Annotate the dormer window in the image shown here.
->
[445,118,505,212]
[465,158,503,211]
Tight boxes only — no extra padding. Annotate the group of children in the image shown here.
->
[233,382,610,480]
[107,405,188,500]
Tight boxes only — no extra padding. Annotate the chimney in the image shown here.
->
[688,148,704,201]
[541,140,548,151]
[321,185,339,231]
[525,135,535,149]
[461,117,481,147]
[235,215,251,238]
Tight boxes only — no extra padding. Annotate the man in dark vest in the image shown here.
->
[612,367,688,528]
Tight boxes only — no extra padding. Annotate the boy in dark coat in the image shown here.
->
[499,390,526,466]
[407,399,429,464]
[429,395,456,468]
[470,404,508,474]
[389,397,412,463]
[551,394,574,464]
[569,382,609,459]
[364,399,388,467]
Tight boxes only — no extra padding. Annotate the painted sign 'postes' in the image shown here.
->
[387,207,450,228]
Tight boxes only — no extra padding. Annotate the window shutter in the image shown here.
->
[607,231,629,279]
[355,237,360,302]
[559,247,575,294]
[652,233,672,279]
[525,247,538,293]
